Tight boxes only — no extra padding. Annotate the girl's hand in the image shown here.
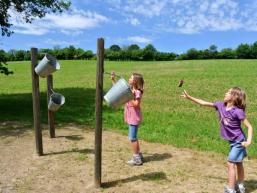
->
[110,71,116,80]
[241,141,251,148]
[181,90,190,99]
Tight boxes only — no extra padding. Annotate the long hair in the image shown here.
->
[132,73,144,93]
[229,87,246,111]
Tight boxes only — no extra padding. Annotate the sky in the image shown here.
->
[1,0,257,54]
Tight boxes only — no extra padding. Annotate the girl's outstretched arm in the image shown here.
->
[181,90,215,108]
[241,118,253,148]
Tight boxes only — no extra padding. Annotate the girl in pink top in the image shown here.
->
[111,72,144,166]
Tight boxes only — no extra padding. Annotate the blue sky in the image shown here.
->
[1,0,257,53]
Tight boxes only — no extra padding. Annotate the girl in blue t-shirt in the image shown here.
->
[181,87,253,193]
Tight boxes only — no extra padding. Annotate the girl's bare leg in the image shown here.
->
[227,161,237,189]
[236,162,244,183]
[131,140,139,154]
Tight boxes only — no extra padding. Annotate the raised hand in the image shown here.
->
[181,90,190,99]
[111,71,116,80]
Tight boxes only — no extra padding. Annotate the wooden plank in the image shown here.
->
[47,75,55,138]
[31,48,43,156]
[95,38,104,188]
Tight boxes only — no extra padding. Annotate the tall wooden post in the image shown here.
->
[95,38,104,187]
[47,75,55,138]
[31,48,43,156]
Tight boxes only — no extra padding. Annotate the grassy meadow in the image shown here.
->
[0,59,257,157]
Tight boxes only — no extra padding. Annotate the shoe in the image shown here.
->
[235,183,245,193]
[127,156,143,166]
[224,187,236,193]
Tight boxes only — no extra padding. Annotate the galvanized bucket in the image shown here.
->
[48,92,65,112]
[35,54,60,78]
[104,78,133,108]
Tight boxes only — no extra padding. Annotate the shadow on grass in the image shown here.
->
[143,153,172,163]
[0,122,32,137]
[44,148,94,156]
[56,135,84,141]
[102,171,168,188]
[0,87,96,136]
[245,180,257,193]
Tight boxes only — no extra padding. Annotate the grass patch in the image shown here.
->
[0,59,257,157]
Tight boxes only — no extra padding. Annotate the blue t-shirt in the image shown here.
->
[214,101,245,141]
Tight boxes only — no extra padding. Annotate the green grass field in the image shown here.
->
[0,59,256,157]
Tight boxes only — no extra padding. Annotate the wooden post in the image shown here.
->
[31,48,43,156]
[95,38,104,187]
[47,75,55,138]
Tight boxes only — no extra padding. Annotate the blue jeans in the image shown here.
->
[128,124,138,141]
[228,139,247,162]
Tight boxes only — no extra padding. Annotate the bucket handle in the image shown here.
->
[104,72,123,79]
[50,88,56,94]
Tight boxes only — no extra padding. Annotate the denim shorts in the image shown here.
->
[228,139,247,162]
[128,124,138,141]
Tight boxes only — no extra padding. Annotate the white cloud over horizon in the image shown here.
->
[9,8,109,36]
[127,36,152,43]
[44,38,80,46]
[106,0,257,34]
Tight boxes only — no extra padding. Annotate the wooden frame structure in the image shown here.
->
[31,48,56,156]
[31,38,105,188]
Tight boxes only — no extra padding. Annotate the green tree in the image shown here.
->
[109,45,121,52]
[15,50,26,61]
[251,41,257,59]
[130,49,143,60]
[82,50,94,60]
[186,48,199,59]
[105,49,120,61]
[218,48,236,59]
[0,0,71,75]
[155,52,176,61]
[128,44,140,51]
[236,43,252,59]
[0,49,13,75]
[209,45,218,59]
[75,48,85,59]
[142,44,157,60]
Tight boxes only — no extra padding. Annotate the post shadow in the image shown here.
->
[143,153,172,163]
[244,180,257,193]
[55,135,84,141]
[101,171,168,188]
[43,148,95,156]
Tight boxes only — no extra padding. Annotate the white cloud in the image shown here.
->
[106,0,257,34]
[44,39,79,46]
[108,0,167,18]
[14,24,49,36]
[44,11,108,29]
[60,30,83,36]
[125,17,141,26]
[127,36,152,43]
[9,8,108,36]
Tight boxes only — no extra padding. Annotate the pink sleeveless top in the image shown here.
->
[124,90,142,125]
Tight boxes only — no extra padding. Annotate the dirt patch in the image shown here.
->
[0,122,257,193]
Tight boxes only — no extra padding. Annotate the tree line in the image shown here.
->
[1,42,257,63]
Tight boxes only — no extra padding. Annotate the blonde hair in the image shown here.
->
[229,87,246,111]
[132,73,144,93]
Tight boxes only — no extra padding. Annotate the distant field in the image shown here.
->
[0,59,256,157]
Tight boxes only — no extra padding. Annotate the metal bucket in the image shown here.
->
[48,92,65,112]
[35,54,60,78]
[104,78,133,108]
